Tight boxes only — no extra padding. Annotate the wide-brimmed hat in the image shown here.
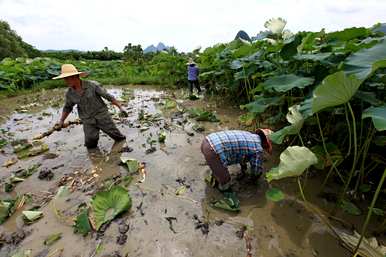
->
[186,58,196,65]
[256,128,273,154]
[52,64,87,80]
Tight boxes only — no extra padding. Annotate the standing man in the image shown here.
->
[187,58,201,94]
[53,64,127,149]
[201,129,272,191]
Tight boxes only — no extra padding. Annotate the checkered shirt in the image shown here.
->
[206,130,263,175]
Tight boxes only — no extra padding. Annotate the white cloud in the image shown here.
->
[0,0,385,52]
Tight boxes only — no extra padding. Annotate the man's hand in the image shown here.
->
[54,121,64,131]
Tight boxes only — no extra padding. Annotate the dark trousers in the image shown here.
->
[83,115,126,148]
[188,80,201,94]
[201,138,231,185]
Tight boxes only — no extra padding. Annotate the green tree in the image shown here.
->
[123,43,143,63]
[0,20,40,60]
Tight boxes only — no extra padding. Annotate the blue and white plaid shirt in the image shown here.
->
[206,130,263,175]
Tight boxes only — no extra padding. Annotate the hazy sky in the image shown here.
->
[1,0,385,52]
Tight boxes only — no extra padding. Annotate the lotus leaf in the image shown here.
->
[266,146,318,182]
[312,71,362,113]
[266,188,285,202]
[91,186,132,230]
[362,104,386,131]
[74,209,91,236]
[269,105,304,144]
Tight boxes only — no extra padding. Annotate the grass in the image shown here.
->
[0,74,178,99]
[0,80,66,99]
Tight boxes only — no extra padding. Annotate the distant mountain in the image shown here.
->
[373,23,386,34]
[144,42,170,53]
[234,30,251,42]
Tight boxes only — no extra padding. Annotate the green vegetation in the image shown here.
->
[1,18,386,250]
[0,20,40,59]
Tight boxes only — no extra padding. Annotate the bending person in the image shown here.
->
[201,129,272,191]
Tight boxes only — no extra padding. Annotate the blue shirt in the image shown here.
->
[206,130,263,175]
[187,64,199,81]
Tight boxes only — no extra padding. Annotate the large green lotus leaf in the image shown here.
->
[294,53,332,62]
[312,71,361,113]
[326,27,371,42]
[266,146,318,182]
[362,105,386,131]
[269,105,304,144]
[344,38,386,81]
[263,74,314,93]
[91,186,132,230]
[240,95,281,114]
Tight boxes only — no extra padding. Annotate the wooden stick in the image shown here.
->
[33,120,82,140]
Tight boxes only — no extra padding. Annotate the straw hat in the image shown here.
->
[186,58,196,65]
[52,64,87,80]
[256,128,273,154]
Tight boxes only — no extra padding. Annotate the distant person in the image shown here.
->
[201,129,272,191]
[53,64,127,149]
[187,58,201,94]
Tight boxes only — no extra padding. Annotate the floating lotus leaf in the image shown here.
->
[74,209,91,236]
[91,186,132,230]
[188,108,219,122]
[44,233,62,246]
[266,188,285,202]
[11,249,32,257]
[266,146,318,182]
[22,210,43,223]
[120,157,139,173]
[0,201,11,224]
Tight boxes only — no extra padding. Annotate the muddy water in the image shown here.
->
[0,86,350,257]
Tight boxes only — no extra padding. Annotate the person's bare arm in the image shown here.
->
[59,111,70,126]
[111,98,124,111]
[95,84,128,116]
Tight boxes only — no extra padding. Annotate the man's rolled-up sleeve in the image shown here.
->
[95,83,115,102]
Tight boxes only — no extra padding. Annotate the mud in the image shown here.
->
[0,85,351,257]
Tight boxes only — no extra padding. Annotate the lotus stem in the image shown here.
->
[316,113,343,189]
[297,177,307,202]
[345,105,352,158]
[353,168,386,255]
[354,126,375,193]
[340,102,358,202]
